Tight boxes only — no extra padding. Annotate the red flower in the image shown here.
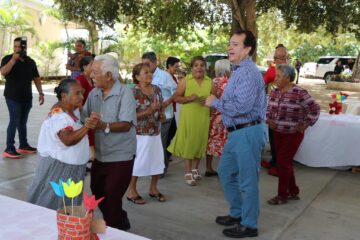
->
[329,101,342,114]
[83,192,104,212]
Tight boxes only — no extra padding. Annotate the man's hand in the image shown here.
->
[86,112,101,130]
[11,53,20,62]
[205,94,217,107]
[39,94,44,105]
[266,119,276,130]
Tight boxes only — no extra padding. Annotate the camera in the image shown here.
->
[19,36,27,58]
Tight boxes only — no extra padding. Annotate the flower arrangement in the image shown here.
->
[329,92,348,114]
[50,179,105,240]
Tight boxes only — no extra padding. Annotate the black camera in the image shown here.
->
[19,36,27,58]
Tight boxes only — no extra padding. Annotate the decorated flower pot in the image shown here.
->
[57,206,92,240]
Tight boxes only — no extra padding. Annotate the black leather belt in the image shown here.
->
[227,119,262,132]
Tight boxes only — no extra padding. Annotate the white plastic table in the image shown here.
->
[343,99,360,115]
[294,112,360,167]
[0,194,150,240]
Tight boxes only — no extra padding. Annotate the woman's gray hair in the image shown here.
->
[94,54,120,81]
[276,64,296,82]
[215,59,230,77]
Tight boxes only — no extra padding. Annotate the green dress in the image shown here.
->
[167,75,212,159]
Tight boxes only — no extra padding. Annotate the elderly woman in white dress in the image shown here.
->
[126,63,166,204]
[27,78,100,210]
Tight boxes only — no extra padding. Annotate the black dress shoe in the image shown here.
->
[223,224,258,238]
[216,215,241,226]
[205,171,218,177]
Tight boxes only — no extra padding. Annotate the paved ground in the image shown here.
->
[0,78,360,240]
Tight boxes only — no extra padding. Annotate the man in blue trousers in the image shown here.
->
[205,30,266,238]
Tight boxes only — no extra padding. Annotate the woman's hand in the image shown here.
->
[190,94,199,102]
[266,119,276,130]
[295,122,309,132]
[150,98,161,112]
[85,113,101,129]
[197,96,207,105]
[162,99,172,108]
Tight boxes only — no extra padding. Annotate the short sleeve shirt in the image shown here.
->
[82,80,137,162]
[152,67,177,119]
[1,54,40,102]
[37,108,90,165]
[133,84,163,136]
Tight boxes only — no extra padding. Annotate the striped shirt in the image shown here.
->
[266,85,320,133]
[211,57,267,127]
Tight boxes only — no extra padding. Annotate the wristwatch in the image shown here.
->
[104,122,110,134]
[39,92,44,97]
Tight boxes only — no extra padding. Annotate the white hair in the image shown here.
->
[94,54,120,80]
[214,59,231,77]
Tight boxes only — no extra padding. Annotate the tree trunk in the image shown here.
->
[230,0,258,61]
[83,21,99,54]
[352,52,360,81]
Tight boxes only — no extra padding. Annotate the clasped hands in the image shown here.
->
[84,112,101,129]
[188,94,216,106]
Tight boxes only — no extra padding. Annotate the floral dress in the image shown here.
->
[206,76,228,157]
[132,84,165,176]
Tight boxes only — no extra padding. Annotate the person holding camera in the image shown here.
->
[1,37,44,159]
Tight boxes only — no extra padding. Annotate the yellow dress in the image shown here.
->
[167,75,211,159]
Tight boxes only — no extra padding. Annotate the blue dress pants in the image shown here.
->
[218,123,265,229]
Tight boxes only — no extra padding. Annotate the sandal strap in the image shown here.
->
[185,173,194,179]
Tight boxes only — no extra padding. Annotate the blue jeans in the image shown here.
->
[5,98,32,151]
[218,123,266,229]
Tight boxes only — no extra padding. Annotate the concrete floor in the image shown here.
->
[0,80,360,240]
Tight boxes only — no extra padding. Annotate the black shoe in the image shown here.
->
[205,171,218,177]
[3,149,21,159]
[17,145,37,154]
[216,215,241,226]
[223,224,258,238]
[119,218,131,231]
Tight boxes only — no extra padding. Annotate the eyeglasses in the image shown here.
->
[274,56,290,60]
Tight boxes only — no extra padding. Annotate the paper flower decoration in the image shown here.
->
[50,180,65,197]
[50,178,72,215]
[331,92,348,102]
[63,180,83,198]
[329,101,342,114]
[83,192,104,213]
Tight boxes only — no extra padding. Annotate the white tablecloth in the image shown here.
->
[0,195,150,240]
[343,99,360,115]
[294,112,360,167]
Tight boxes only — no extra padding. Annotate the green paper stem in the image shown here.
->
[72,198,74,216]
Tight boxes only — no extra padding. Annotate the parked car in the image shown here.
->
[300,62,317,78]
[314,56,357,83]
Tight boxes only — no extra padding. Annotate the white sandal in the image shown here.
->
[191,169,202,180]
[185,173,196,186]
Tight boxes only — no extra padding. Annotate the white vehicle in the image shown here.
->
[314,56,356,83]
[300,62,317,78]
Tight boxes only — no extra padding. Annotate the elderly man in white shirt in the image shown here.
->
[142,52,177,174]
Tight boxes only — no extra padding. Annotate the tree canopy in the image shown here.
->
[54,0,360,39]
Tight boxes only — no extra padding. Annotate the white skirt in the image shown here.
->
[133,134,165,177]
